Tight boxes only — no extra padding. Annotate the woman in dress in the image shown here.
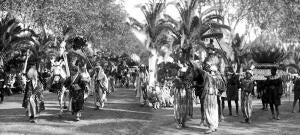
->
[292,75,300,113]
[266,67,283,120]
[202,65,219,134]
[172,60,191,128]
[240,70,255,123]
[226,72,239,116]
[136,65,147,106]
[93,64,108,110]
[68,62,91,121]
[23,66,45,123]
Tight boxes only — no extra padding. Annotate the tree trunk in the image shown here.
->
[148,48,158,87]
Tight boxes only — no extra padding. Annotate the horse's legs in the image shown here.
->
[58,92,63,117]
[62,87,68,109]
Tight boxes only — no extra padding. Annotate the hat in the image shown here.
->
[210,65,218,72]
[246,70,253,76]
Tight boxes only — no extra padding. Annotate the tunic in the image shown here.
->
[23,80,44,118]
[293,79,300,100]
[240,78,254,119]
[203,72,218,130]
[94,69,108,107]
[172,78,188,126]
[227,74,239,101]
[266,75,283,105]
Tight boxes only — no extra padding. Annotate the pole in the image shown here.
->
[23,49,30,74]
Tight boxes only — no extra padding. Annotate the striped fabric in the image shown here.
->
[213,75,227,91]
[240,69,293,82]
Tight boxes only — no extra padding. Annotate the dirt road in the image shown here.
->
[0,88,300,135]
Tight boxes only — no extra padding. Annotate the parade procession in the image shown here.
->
[1,0,300,135]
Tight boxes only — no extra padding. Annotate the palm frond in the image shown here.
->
[201,32,223,40]
[128,17,144,31]
[199,6,222,19]
[203,14,224,23]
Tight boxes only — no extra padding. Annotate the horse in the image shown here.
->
[49,59,70,117]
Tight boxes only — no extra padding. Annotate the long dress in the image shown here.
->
[136,72,147,104]
[227,75,239,101]
[266,75,283,106]
[94,69,108,108]
[172,78,188,127]
[69,74,85,114]
[23,80,44,119]
[293,79,300,100]
[240,78,254,120]
[203,73,218,130]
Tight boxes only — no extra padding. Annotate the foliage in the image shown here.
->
[0,13,35,69]
[0,0,144,59]
[128,0,170,49]
[250,33,288,64]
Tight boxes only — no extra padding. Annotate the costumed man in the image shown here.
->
[202,65,219,134]
[22,65,45,123]
[93,63,108,110]
[66,55,80,121]
[292,75,300,113]
[240,70,255,124]
[69,62,91,121]
[108,61,117,93]
[266,67,283,120]
[0,67,6,103]
[257,80,268,110]
[136,64,148,106]
[172,48,193,128]
[226,71,240,116]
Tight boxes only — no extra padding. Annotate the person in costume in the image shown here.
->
[202,65,219,134]
[66,55,86,121]
[0,67,6,103]
[240,70,255,123]
[22,66,45,123]
[265,67,283,120]
[136,64,148,106]
[292,75,300,113]
[172,52,194,128]
[93,63,108,109]
[226,71,240,116]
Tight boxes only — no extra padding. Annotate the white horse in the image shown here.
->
[50,59,70,117]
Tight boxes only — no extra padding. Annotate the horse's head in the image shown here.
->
[4,73,16,88]
[51,60,66,84]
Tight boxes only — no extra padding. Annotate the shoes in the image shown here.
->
[248,119,252,124]
[205,129,213,134]
[95,106,100,110]
[75,117,80,121]
[176,124,183,129]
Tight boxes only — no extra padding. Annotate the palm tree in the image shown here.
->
[250,33,289,64]
[283,45,300,74]
[128,0,170,86]
[0,13,36,70]
[165,0,230,66]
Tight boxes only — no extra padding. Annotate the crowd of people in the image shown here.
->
[132,49,299,134]
[1,44,300,134]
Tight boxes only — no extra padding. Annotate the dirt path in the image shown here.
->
[0,88,300,135]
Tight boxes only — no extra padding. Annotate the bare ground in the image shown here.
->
[0,88,300,135]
